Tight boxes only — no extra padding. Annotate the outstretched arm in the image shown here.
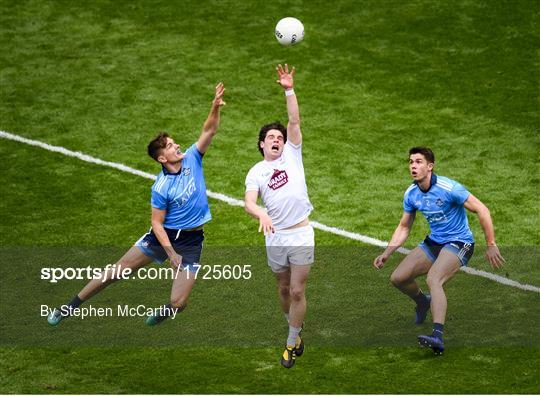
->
[464,194,505,269]
[276,64,301,146]
[373,211,416,269]
[196,82,226,155]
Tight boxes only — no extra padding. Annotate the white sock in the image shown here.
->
[287,325,301,347]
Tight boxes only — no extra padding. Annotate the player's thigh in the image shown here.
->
[290,264,311,291]
[116,246,154,271]
[392,247,432,281]
[427,249,461,286]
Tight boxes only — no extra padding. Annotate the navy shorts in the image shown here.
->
[135,227,204,273]
[419,236,474,266]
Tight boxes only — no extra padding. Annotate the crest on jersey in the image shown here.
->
[183,168,191,176]
[436,198,444,207]
[268,169,288,190]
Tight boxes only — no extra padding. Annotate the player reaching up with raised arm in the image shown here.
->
[48,83,226,327]
[245,64,314,368]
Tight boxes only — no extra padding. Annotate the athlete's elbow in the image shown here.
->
[289,117,300,127]
[151,219,164,230]
[477,205,491,221]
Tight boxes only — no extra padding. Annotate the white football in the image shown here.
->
[275,17,304,46]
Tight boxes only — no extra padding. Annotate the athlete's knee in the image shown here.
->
[289,285,305,301]
[279,285,290,299]
[426,273,443,289]
[390,270,407,287]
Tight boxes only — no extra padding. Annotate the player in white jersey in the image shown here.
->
[245,64,314,368]
[373,147,504,354]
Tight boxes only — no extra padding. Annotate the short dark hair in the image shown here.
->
[409,146,435,164]
[147,132,170,162]
[258,122,287,156]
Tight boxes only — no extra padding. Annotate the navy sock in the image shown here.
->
[412,291,429,306]
[432,323,444,339]
[58,295,83,317]
[154,303,180,324]
[67,295,83,309]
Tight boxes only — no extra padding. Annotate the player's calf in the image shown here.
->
[413,292,431,325]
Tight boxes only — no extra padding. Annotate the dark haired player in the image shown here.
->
[245,64,314,368]
[373,147,504,354]
[47,83,226,326]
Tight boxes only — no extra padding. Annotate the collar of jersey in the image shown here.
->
[264,155,282,165]
[162,165,183,176]
[414,173,437,193]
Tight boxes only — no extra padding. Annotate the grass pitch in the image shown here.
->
[1,0,539,393]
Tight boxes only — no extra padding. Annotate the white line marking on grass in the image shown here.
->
[1,130,538,294]
[461,267,540,293]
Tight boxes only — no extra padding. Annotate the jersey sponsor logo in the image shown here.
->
[268,169,288,190]
[424,210,448,224]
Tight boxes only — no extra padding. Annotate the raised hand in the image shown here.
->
[276,64,295,90]
[213,82,226,107]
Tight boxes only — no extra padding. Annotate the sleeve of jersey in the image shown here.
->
[151,189,168,210]
[451,182,470,205]
[284,140,303,166]
[403,190,415,213]
[245,168,259,192]
[187,143,203,165]
[286,139,302,150]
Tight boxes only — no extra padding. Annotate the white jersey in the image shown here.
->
[245,141,313,230]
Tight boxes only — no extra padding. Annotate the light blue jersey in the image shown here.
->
[150,144,211,229]
[403,174,474,244]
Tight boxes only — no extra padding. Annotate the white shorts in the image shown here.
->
[265,225,315,273]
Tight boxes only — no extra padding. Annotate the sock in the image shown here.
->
[154,303,181,324]
[60,295,84,316]
[284,313,290,323]
[432,322,444,339]
[286,325,302,348]
[412,291,429,306]
[67,295,83,309]
[59,295,83,317]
